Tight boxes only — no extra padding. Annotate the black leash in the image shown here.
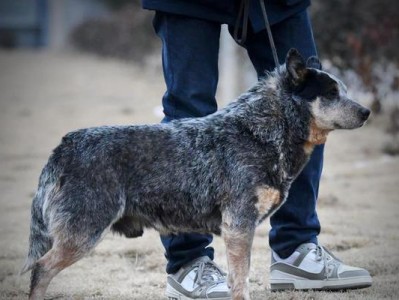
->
[259,0,280,71]
[233,0,250,46]
[234,0,280,71]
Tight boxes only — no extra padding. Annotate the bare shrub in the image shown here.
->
[70,3,159,62]
[311,0,398,110]
[311,0,399,151]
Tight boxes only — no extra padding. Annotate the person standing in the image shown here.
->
[141,1,372,299]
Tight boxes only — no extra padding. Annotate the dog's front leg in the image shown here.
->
[222,213,255,300]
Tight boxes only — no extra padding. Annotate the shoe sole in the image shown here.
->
[270,271,372,291]
[166,285,231,300]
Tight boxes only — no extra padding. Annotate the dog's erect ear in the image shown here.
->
[306,56,322,70]
[286,48,307,84]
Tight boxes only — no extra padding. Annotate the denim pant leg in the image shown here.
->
[235,10,324,258]
[153,12,221,274]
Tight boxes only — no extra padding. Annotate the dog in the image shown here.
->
[21,49,370,300]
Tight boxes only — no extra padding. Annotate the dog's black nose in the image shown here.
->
[360,107,371,121]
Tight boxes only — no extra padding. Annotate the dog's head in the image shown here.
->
[285,48,370,131]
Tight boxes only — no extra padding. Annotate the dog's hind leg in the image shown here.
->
[28,242,85,300]
[28,214,113,300]
[222,213,255,300]
[28,187,126,299]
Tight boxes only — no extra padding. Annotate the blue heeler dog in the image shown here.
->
[21,49,370,300]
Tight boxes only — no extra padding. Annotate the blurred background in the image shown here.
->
[0,1,398,299]
[1,0,398,146]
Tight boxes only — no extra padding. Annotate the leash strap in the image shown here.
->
[259,0,280,70]
[234,0,280,70]
[233,0,250,45]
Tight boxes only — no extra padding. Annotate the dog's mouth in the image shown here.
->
[334,118,369,130]
[333,122,343,129]
[359,118,370,128]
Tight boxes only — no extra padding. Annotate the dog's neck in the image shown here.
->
[303,119,331,154]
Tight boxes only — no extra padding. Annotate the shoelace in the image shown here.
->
[315,245,333,279]
[193,261,227,287]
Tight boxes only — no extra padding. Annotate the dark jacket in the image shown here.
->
[141,0,311,32]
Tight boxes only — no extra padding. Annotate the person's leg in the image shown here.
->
[153,12,220,275]
[233,10,323,258]
[154,13,231,300]
[154,12,221,122]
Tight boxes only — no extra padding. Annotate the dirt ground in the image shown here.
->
[0,50,398,300]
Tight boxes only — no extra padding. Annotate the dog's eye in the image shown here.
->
[326,87,339,98]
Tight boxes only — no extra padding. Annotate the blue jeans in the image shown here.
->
[153,10,323,274]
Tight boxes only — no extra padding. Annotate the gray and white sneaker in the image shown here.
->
[270,243,372,291]
[166,256,231,300]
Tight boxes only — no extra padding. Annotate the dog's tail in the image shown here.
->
[20,171,54,275]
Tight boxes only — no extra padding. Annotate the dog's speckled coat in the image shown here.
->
[22,49,370,300]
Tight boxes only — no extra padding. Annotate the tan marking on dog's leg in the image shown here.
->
[29,245,83,300]
[304,119,331,154]
[255,186,281,220]
[222,216,254,300]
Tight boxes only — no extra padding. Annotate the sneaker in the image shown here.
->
[166,256,231,300]
[270,243,372,291]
